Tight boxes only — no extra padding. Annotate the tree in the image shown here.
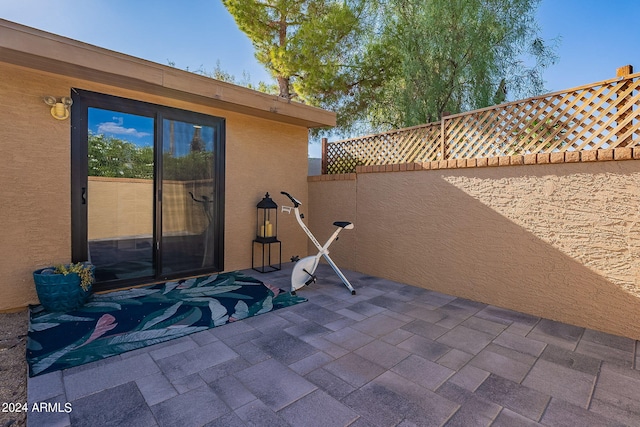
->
[366,0,557,128]
[222,0,369,102]
[88,133,154,179]
[224,0,555,133]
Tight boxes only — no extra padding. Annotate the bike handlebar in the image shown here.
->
[281,191,301,208]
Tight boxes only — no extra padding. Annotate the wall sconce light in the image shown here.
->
[43,96,73,120]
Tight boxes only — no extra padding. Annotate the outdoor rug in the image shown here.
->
[27,272,306,377]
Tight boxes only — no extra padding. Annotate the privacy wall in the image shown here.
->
[308,153,640,340]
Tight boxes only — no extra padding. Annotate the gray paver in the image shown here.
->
[189,329,219,346]
[448,364,490,392]
[404,306,448,323]
[147,336,199,360]
[370,371,460,426]
[437,348,474,370]
[437,382,501,427]
[576,338,634,368]
[522,359,595,408]
[234,358,317,411]
[304,368,356,400]
[155,340,237,381]
[527,319,584,351]
[397,334,451,360]
[210,375,256,410]
[203,412,247,427]
[150,385,229,427]
[581,328,636,352]
[278,390,359,427]
[232,340,271,365]
[541,398,627,427]
[252,329,317,364]
[28,370,65,402]
[324,353,386,388]
[27,394,71,427]
[26,265,640,427]
[345,301,386,317]
[538,344,601,375]
[305,336,350,358]
[288,351,333,375]
[437,325,494,355]
[354,339,411,369]
[381,328,413,345]
[469,344,536,383]
[392,354,455,391]
[296,303,346,324]
[171,373,207,394]
[475,374,550,421]
[324,326,375,351]
[69,382,156,427]
[234,399,290,427]
[493,331,546,357]
[402,318,450,339]
[590,362,640,425]
[475,306,540,327]
[461,316,507,337]
[351,313,408,338]
[491,408,541,427]
[198,357,251,384]
[63,353,160,400]
[135,372,177,406]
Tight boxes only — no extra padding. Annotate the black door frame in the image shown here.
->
[71,89,225,291]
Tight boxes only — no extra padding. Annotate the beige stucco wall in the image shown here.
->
[309,160,640,340]
[88,178,218,239]
[0,62,309,310]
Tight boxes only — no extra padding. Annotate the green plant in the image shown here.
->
[53,263,94,291]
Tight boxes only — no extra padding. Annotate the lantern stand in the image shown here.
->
[252,192,281,273]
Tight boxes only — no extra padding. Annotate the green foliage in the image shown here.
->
[222,0,370,103]
[162,151,214,181]
[89,132,153,179]
[89,133,214,181]
[370,0,558,128]
[54,263,94,291]
[225,0,556,133]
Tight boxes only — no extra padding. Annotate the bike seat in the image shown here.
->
[333,221,353,229]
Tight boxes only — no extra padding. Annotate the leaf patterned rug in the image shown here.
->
[27,272,306,377]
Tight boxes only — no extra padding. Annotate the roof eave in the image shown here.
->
[0,19,336,129]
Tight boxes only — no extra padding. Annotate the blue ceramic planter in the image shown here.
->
[33,266,93,312]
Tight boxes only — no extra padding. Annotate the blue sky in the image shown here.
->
[2,0,639,156]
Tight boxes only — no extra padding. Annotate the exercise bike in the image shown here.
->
[281,191,356,295]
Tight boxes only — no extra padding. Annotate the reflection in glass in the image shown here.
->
[161,119,216,274]
[87,108,155,281]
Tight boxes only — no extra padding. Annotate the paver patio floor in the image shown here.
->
[27,264,640,426]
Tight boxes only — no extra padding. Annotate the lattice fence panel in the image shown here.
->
[325,73,639,173]
[445,76,640,159]
[326,123,441,174]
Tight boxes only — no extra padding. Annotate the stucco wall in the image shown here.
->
[308,160,640,340]
[0,62,309,310]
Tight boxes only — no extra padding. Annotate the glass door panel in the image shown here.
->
[87,108,155,282]
[161,119,217,274]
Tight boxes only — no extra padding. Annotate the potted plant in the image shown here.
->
[33,262,95,312]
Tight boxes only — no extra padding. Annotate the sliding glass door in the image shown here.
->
[71,90,225,290]
[161,119,219,275]
[86,108,155,282]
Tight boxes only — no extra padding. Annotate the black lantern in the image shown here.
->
[256,193,278,242]
[252,193,281,272]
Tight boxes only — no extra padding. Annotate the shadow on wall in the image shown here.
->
[345,162,640,340]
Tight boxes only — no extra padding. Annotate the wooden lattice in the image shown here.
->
[326,123,441,174]
[325,72,640,174]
